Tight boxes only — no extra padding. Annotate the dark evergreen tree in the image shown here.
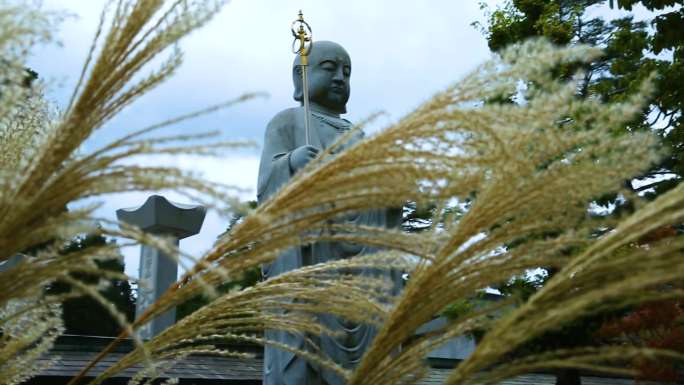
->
[45,234,135,336]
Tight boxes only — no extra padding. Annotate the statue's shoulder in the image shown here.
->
[266,107,300,132]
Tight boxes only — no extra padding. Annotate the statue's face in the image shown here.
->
[294,41,351,114]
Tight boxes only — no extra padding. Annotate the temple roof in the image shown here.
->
[32,335,647,384]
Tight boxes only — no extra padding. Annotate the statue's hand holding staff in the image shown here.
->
[289,145,319,172]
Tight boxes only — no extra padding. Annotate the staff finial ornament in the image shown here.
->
[291,10,313,145]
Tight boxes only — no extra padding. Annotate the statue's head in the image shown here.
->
[293,40,351,114]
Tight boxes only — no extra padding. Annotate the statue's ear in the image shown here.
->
[292,66,303,102]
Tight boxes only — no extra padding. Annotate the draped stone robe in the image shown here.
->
[257,107,400,385]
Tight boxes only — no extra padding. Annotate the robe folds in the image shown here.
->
[257,107,400,385]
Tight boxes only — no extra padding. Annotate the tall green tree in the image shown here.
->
[477,1,683,384]
[480,0,682,198]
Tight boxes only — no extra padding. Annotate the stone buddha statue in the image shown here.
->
[257,41,400,385]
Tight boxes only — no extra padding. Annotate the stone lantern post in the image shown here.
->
[117,195,206,339]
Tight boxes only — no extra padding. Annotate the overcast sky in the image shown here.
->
[27,0,651,278]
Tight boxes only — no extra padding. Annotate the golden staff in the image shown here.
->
[291,10,312,146]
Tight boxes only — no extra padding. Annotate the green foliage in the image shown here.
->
[175,265,261,320]
[482,0,683,199]
[176,200,262,320]
[401,201,467,233]
[442,298,475,321]
[496,275,543,302]
[483,0,603,52]
[476,2,684,374]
